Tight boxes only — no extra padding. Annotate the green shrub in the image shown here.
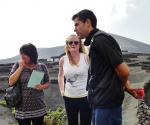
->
[44,107,67,125]
[12,108,16,115]
[0,100,7,106]
[0,100,67,125]
[12,123,18,125]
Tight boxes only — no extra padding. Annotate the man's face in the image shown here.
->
[73,17,90,39]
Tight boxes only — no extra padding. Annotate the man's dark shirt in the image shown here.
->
[85,29,125,108]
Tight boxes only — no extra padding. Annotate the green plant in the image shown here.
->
[44,107,67,125]
[12,108,16,115]
[0,100,67,125]
[0,100,7,106]
[12,123,18,125]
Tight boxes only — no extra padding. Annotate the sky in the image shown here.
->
[0,0,149,59]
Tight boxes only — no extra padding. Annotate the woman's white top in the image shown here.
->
[63,53,89,98]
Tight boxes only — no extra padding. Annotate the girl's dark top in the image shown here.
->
[9,63,50,119]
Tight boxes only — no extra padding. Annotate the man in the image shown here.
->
[72,9,140,125]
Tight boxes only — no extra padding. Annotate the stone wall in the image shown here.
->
[1,53,150,125]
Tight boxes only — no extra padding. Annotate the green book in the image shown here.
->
[28,70,44,88]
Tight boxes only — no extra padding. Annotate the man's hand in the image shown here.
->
[126,88,144,99]
[125,81,144,99]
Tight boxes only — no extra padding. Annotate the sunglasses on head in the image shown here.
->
[67,41,79,45]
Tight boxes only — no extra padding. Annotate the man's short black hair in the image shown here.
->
[20,43,38,64]
[72,9,97,28]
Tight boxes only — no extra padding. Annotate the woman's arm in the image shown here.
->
[58,57,65,96]
[9,60,24,86]
[35,81,50,91]
[35,63,50,91]
[84,54,90,65]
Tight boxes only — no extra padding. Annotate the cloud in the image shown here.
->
[110,0,140,21]
[109,0,150,44]
[0,0,148,59]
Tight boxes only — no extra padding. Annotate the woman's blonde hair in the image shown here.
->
[65,35,88,65]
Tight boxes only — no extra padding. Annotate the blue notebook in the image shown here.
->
[28,70,44,88]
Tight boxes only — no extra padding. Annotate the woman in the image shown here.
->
[136,100,150,125]
[136,81,150,125]
[9,43,50,125]
[58,35,92,125]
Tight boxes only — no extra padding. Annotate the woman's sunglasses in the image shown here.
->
[67,41,79,45]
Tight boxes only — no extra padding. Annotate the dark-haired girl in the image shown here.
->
[9,43,50,125]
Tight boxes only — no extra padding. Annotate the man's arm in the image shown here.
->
[115,63,141,98]
[94,35,129,85]
[115,62,130,86]
[94,35,141,99]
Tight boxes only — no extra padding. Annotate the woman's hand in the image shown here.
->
[9,61,25,86]
[60,90,64,96]
[35,84,44,91]
[19,59,25,69]
[35,82,49,91]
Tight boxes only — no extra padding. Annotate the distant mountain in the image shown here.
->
[0,46,64,64]
[111,34,150,53]
[0,33,150,64]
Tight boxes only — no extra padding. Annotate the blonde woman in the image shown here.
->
[58,35,92,125]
